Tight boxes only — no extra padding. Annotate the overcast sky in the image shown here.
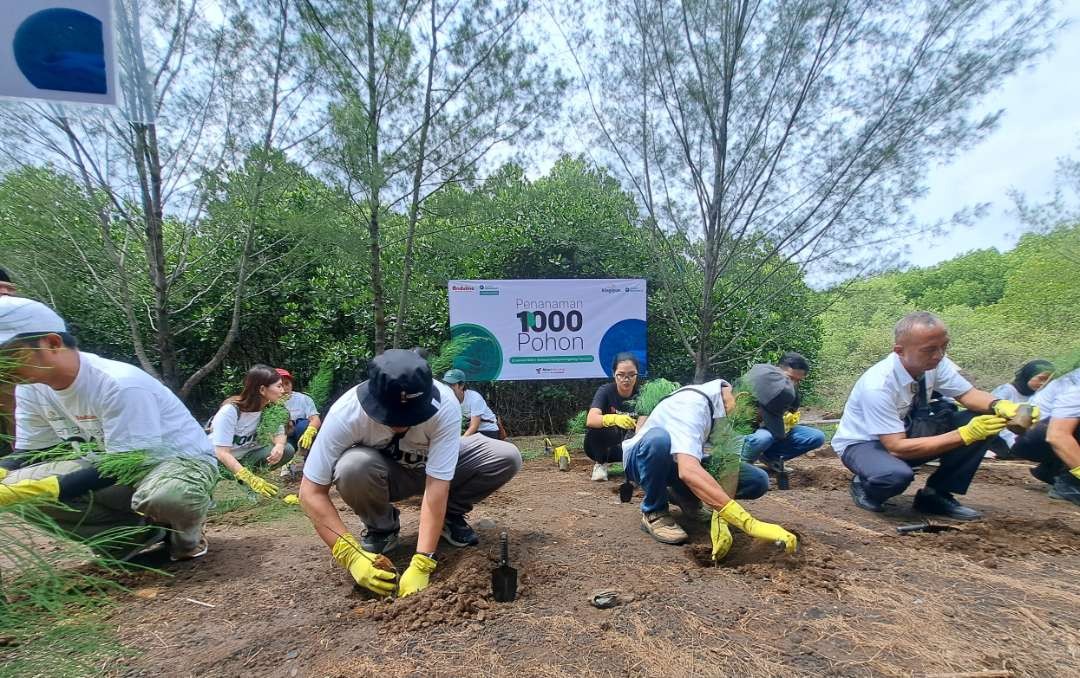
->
[908,3,1080,267]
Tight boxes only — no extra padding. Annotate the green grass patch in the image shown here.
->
[208,471,301,525]
[0,506,142,678]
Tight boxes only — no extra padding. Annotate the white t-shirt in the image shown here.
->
[284,392,319,422]
[831,353,973,456]
[209,403,282,458]
[304,380,462,483]
[621,379,729,462]
[461,389,499,433]
[15,351,216,463]
[1031,369,1080,419]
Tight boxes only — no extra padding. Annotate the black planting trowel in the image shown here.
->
[491,531,517,602]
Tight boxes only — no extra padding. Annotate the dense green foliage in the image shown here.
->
[815,225,1080,410]
[2,157,823,431]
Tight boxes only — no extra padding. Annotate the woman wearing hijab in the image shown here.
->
[991,359,1055,452]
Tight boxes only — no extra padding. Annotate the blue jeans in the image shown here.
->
[624,428,769,514]
[287,417,310,450]
[740,424,826,464]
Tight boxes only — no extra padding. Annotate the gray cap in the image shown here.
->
[745,364,797,440]
[442,368,466,384]
[0,296,67,346]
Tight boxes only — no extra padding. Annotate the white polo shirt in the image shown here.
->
[622,379,729,461]
[1031,368,1080,419]
[304,380,462,483]
[831,353,973,456]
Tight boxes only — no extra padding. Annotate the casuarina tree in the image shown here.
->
[567,0,1056,381]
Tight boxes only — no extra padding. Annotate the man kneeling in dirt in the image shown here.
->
[0,297,219,560]
[833,312,1030,520]
[1011,368,1080,506]
[300,350,521,597]
[622,371,797,555]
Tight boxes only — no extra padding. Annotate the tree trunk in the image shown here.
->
[366,0,386,355]
[132,120,177,389]
[392,0,438,349]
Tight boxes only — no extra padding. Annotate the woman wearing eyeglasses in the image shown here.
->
[584,352,642,481]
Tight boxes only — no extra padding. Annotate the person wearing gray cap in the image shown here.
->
[443,368,503,439]
[0,297,219,561]
[740,354,826,472]
[299,350,521,598]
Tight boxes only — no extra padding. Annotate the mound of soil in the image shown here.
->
[897,516,1080,563]
[361,550,529,634]
[687,533,844,595]
[975,461,1042,487]
[786,464,850,490]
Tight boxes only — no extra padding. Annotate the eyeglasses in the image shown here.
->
[614,373,638,382]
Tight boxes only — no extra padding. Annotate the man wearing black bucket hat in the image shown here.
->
[299,350,521,598]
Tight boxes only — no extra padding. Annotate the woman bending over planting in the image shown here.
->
[585,352,642,481]
[209,364,295,498]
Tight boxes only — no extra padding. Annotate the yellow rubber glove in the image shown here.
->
[718,499,797,554]
[602,413,637,430]
[298,425,318,450]
[398,553,437,598]
[0,475,60,507]
[956,415,1007,446]
[783,411,801,434]
[710,511,733,561]
[331,533,397,596]
[992,400,1042,424]
[1070,466,1080,481]
[282,493,300,505]
[0,467,7,481]
[235,467,279,498]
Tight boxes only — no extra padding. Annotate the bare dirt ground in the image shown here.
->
[103,438,1080,678]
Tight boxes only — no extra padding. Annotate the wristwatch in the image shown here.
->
[418,551,437,561]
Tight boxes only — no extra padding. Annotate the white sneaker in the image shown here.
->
[591,463,609,481]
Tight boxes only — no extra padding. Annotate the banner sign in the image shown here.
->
[0,0,117,106]
[447,279,647,381]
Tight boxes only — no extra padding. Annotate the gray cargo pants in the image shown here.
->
[4,456,219,558]
[334,434,522,532]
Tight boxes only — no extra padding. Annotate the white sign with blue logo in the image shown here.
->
[447,279,647,381]
[0,0,116,105]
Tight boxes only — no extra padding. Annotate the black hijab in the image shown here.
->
[1012,359,1055,397]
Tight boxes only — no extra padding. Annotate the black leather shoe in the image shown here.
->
[1030,463,1056,485]
[850,478,884,513]
[913,487,982,521]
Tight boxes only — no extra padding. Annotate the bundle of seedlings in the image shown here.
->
[428,335,479,375]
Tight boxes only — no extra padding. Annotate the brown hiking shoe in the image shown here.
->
[640,510,688,545]
[669,488,712,524]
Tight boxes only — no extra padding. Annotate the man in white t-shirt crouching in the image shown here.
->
[832,312,1033,520]
[621,371,797,555]
[0,297,219,561]
[299,350,521,598]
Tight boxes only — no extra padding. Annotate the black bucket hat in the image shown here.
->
[745,364,797,440]
[357,349,440,427]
